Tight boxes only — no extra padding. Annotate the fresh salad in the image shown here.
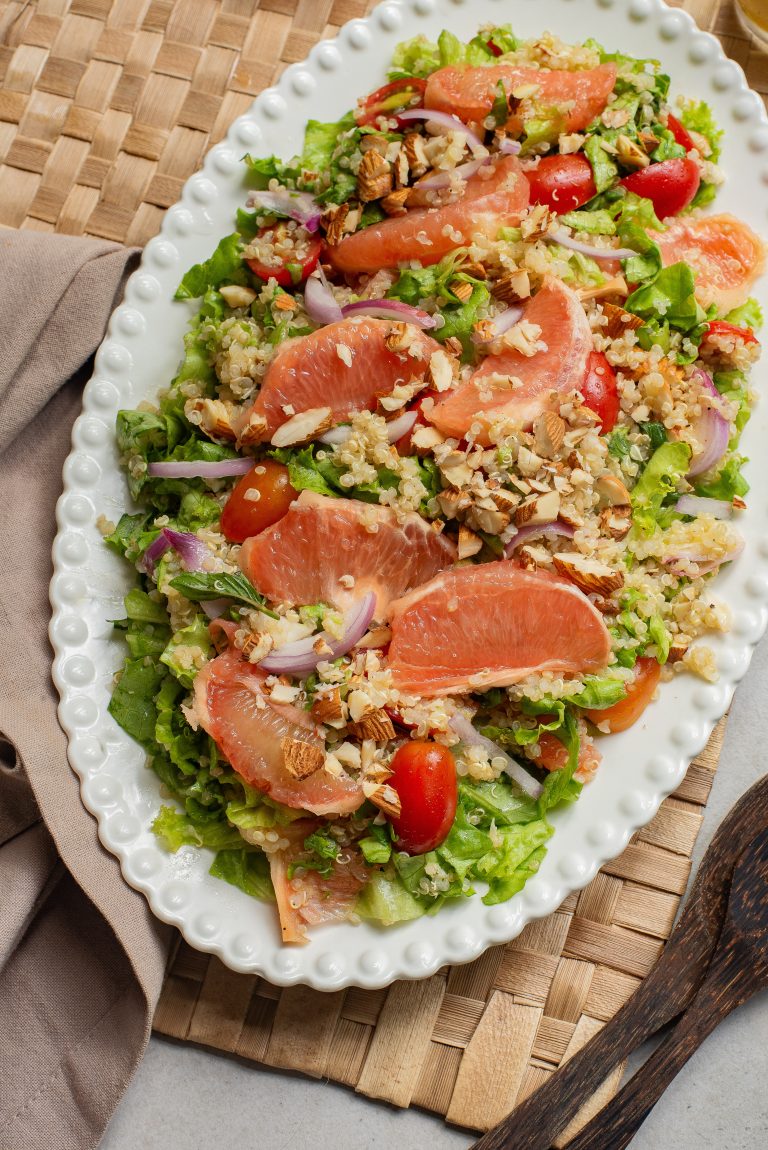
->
[105,25,765,943]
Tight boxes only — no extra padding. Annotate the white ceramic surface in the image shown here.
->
[50,0,768,991]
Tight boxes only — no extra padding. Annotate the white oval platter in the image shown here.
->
[50,0,768,990]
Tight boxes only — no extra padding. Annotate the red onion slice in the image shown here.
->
[397,108,485,150]
[665,534,745,576]
[449,712,543,799]
[676,494,733,520]
[504,520,575,557]
[162,528,210,571]
[548,227,636,261]
[341,299,438,329]
[258,592,376,676]
[140,533,171,575]
[246,188,322,233]
[147,458,254,479]
[471,303,524,346]
[416,155,490,191]
[304,267,343,325]
[687,368,731,479]
[318,408,418,448]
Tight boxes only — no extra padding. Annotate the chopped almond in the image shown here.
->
[381,188,410,216]
[553,553,624,596]
[270,406,333,448]
[323,202,349,246]
[237,410,269,448]
[427,348,457,393]
[449,280,473,303]
[185,397,237,442]
[404,132,428,178]
[600,506,632,540]
[311,688,343,725]
[362,780,402,819]
[602,302,644,340]
[357,149,392,202]
[458,524,483,560]
[492,269,531,303]
[595,474,631,508]
[533,411,565,458]
[348,709,396,743]
[513,489,561,527]
[281,736,325,779]
[219,284,257,308]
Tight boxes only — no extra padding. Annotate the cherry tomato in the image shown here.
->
[246,225,323,288]
[486,39,503,57]
[666,113,695,153]
[585,657,661,734]
[388,741,458,855]
[704,319,759,347]
[355,78,427,127]
[526,155,597,214]
[220,461,298,543]
[620,158,701,220]
[579,351,620,434]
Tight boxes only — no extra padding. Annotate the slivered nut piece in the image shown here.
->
[492,269,531,303]
[458,524,483,559]
[323,203,349,246]
[638,129,661,153]
[360,134,389,155]
[404,132,429,177]
[449,280,473,303]
[347,688,377,724]
[668,643,689,663]
[600,506,631,540]
[237,410,269,448]
[466,505,510,535]
[348,709,396,742]
[462,261,487,280]
[552,553,624,595]
[381,188,410,216]
[355,625,393,649]
[362,780,402,819]
[438,487,471,520]
[219,284,257,308]
[427,348,456,393]
[410,424,445,453]
[595,474,631,508]
[384,321,412,353]
[185,397,237,441]
[590,594,620,616]
[358,149,392,202]
[270,406,333,448]
[443,336,463,358]
[281,737,325,779]
[533,411,565,458]
[393,149,410,189]
[602,302,644,340]
[617,134,651,169]
[489,487,519,514]
[513,489,561,527]
[577,276,628,302]
[518,543,551,571]
[311,688,343,725]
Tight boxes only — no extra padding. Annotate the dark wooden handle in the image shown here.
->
[469,966,690,1150]
[562,939,756,1150]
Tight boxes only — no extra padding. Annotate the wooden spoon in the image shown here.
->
[471,774,768,1150]
[565,824,768,1150]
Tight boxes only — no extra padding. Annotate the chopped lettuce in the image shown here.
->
[388,34,441,79]
[678,98,723,161]
[607,426,632,461]
[108,656,166,748]
[559,209,618,236]
[724,298,763,331]
[175,234,246,301]
[626,263,707,346]
[713,370,751,441]
[694,453,749,502]
[388,25,516,81]
[160,614,213,688]
[271,443,440,514]
[436,282,492,355]
[387,251,488,357]
[568,676,627,710]
[647,614,671,664]
[584,135,619,194]
[631,440,692,535]
[154,676,203,772]
[209,849,274,900]
[355,868,430,925]
[359,823,393,866]
[152,805,245,852]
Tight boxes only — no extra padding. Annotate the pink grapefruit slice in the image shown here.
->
[653,213,766,313]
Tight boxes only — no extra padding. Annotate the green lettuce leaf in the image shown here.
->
[175,234,246,301]
[724,298,763,330]
[160,614,213,688]
[647,614,671,664]
[388,34,441,79]
[108,656,166,748]
[154,675,203,773]
[694,454,749,501]
[359,823,393,866]
[568,676,627,710]
[152,805,245,852]
[631,440,691,535]
[478,821,553,905]
[626,262,706,333]
[585,135,619,194]
[355,869,430,925]
[678,98,723,161]
[209,849,274,900]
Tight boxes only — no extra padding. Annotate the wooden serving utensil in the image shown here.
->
[472,774,768,1150]
[565,824,768,1150]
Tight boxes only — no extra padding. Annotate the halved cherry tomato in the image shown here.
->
[220,461,298,543]
[526,154,597,214]
[585,657,661,733]
[620,157,701,220]
[704,319,759,347]
[246,224,323,288]
[666,113,695,153]
[388,741,457,855]
[355,78,427,127]
[486,39,503,57]
[579,351,620,434]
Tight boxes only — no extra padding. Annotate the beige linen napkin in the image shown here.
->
[0,231,170,1150]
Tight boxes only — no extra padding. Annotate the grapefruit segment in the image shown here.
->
[329,155,529,274]
[387,562,611,696]
[653,213,766,313]
[269,821,367,943]
[424,64,617,132]
[193,647,363,815]
[240,490,457,617]
[236,316,442,443]
[427,277,593,443]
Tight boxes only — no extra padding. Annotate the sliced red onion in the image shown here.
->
[497,136,522,155]
[201,598,230,620]
[416,155,490,191]
[341,298,437,329]
[147,458,253,479]
[258,592,376,676]
[162,528,210,571]
[665,535,745,577]
[304,267,343,325]
[687,368,730,479]
[449,712,542,800]
[548,227,636,261]
[676,494,733,520]
[398,108,485,151]
[140,532,171,575]
[504,520,575,557]
[319,409,418,448]
[246,188,322,233]
[471,303,524,346]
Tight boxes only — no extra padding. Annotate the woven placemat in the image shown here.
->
[2,0,763,1138]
